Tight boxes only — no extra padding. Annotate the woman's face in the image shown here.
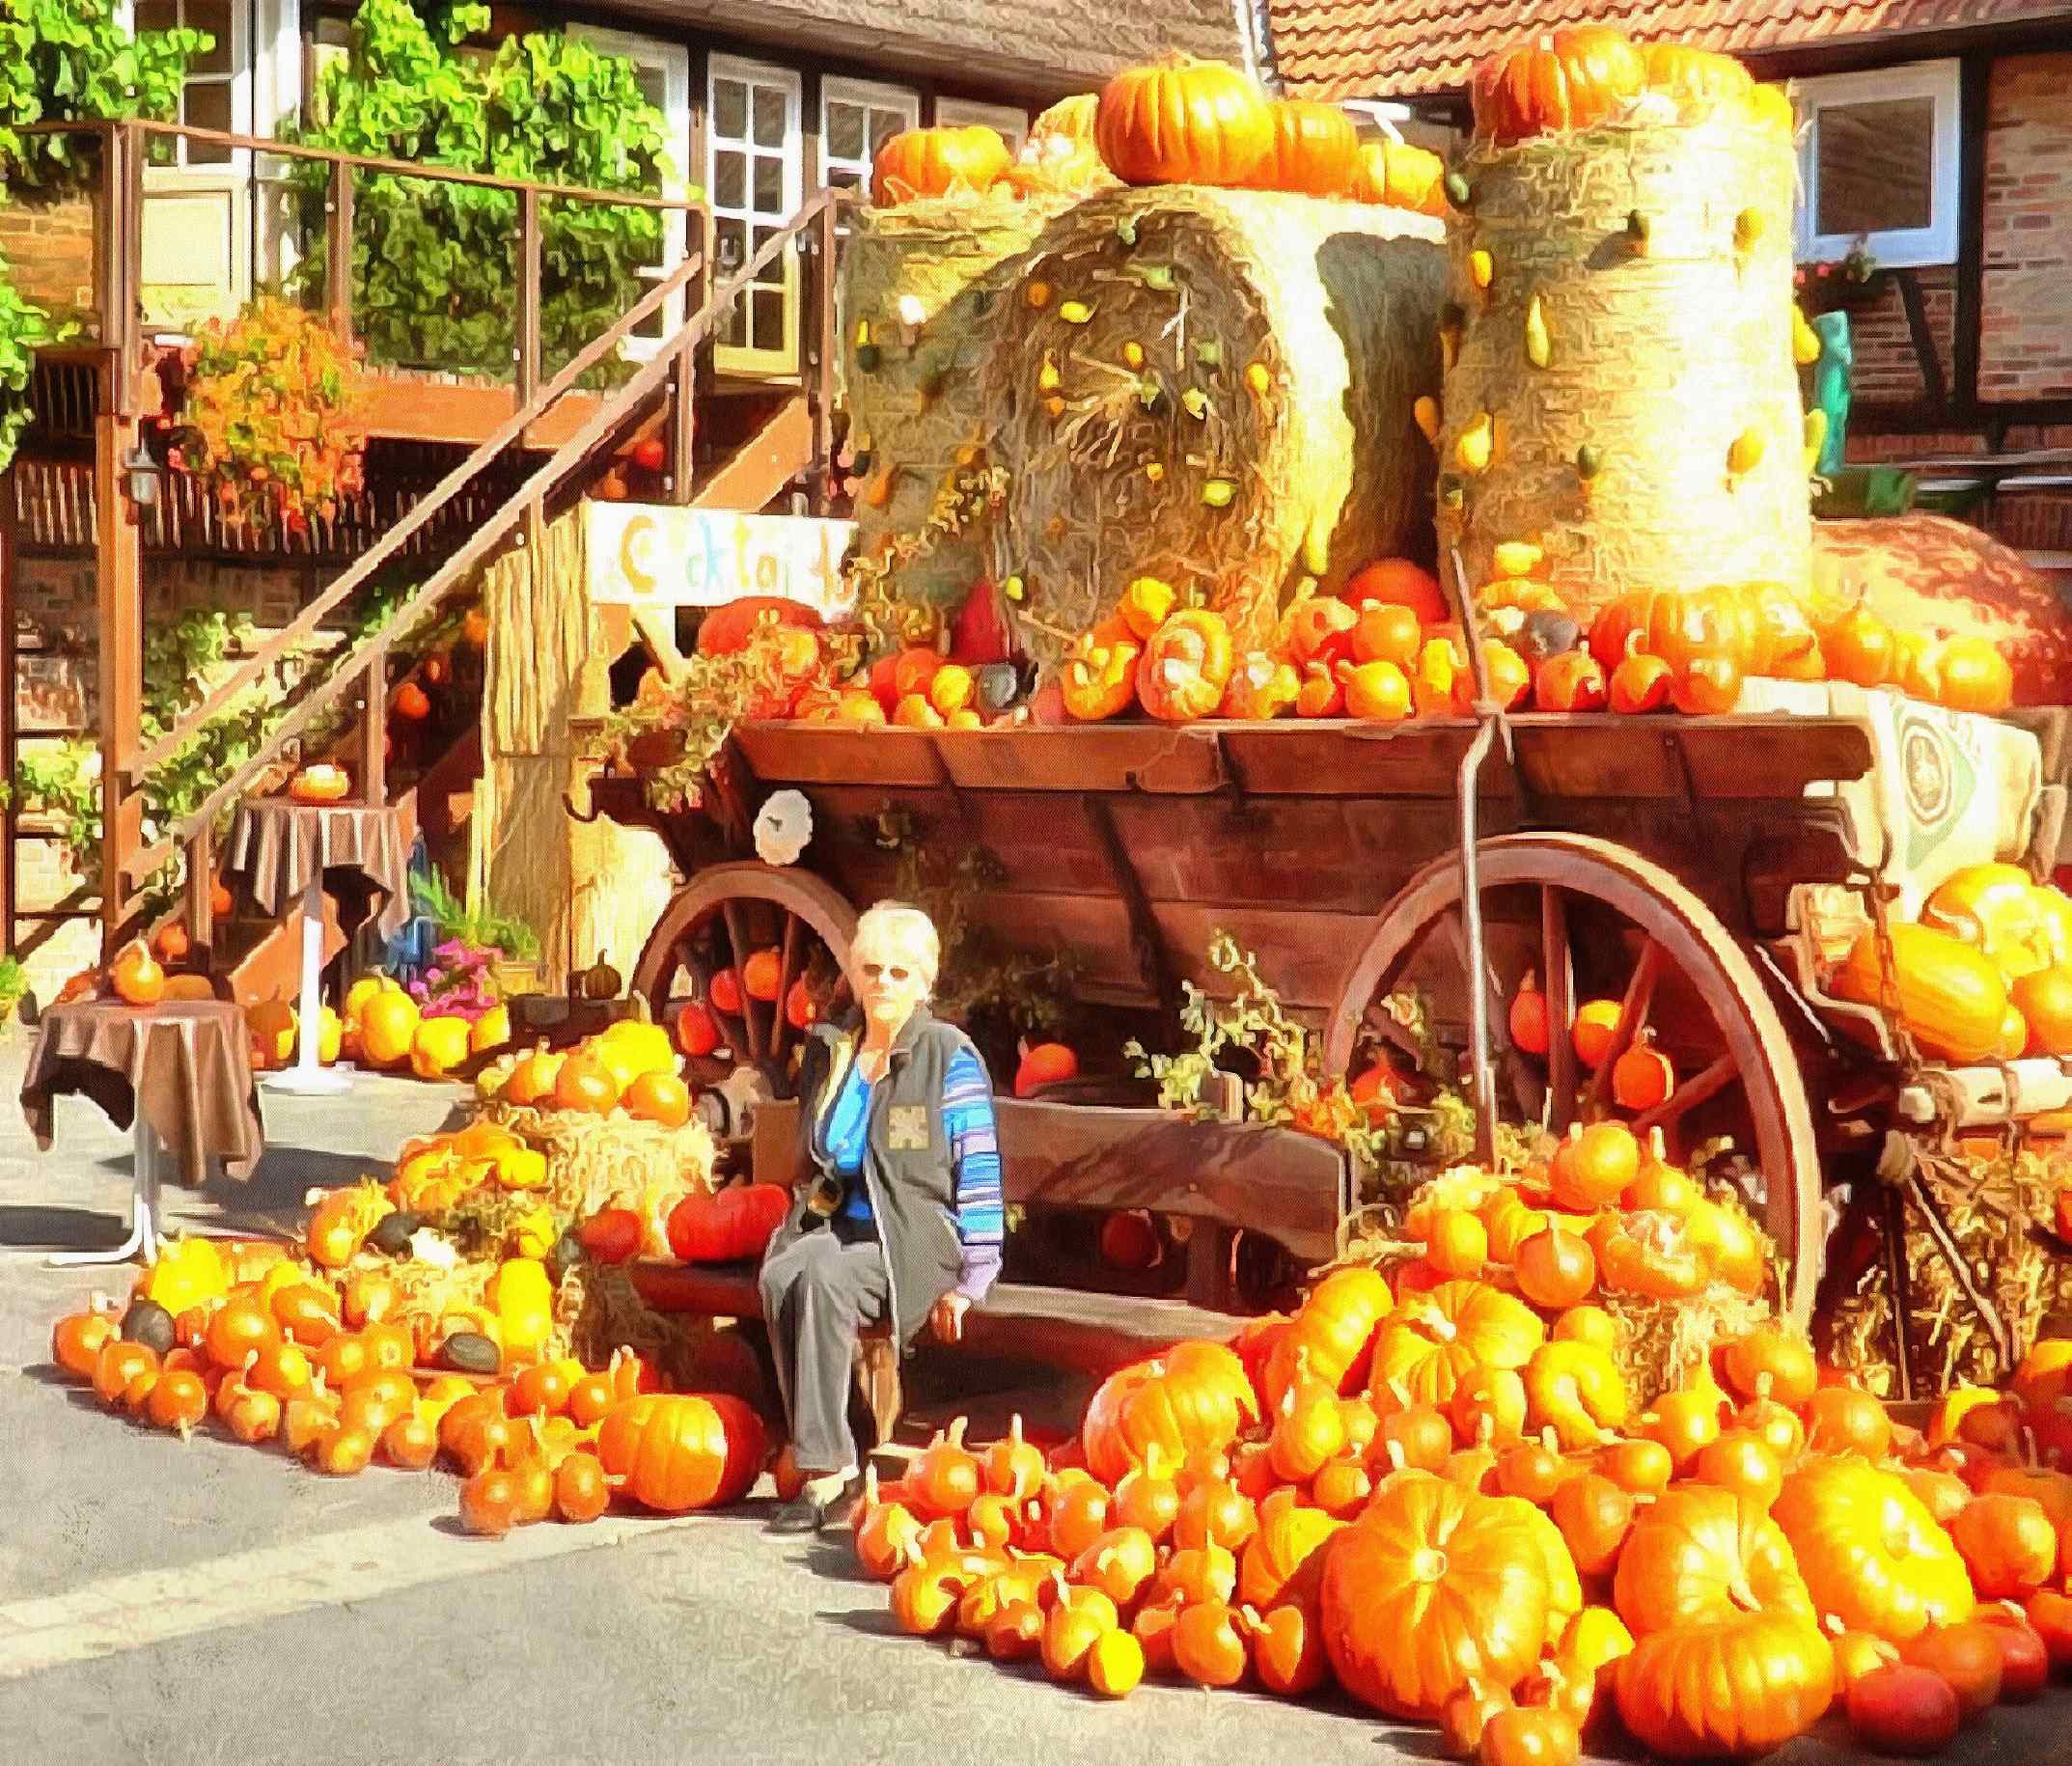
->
[852,927,930,1034]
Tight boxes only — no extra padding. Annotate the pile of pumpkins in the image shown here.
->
[870,55,1449,218]
[1829,863,2072,1068]
[45,1229,770,1532]
[284,972,514,1081]
[475,1015,693,1129]
[849,1166,2072,1758]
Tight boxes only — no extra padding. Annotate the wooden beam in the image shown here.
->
[515,188,541,413]
[357,642,387,805]
[95,349,143,960]
[1951,51,1991,412]
[688,393,813,511]
[183,822,213,967]
[352,375,603,449]
[0,466,15,956]
[327,158,355,351]
[1896,271,1948,410]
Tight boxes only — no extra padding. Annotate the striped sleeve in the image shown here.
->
[942,1047,1004,1303]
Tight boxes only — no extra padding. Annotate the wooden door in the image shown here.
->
[707,55,802,378]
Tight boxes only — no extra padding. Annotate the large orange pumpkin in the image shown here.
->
[1081,1340,1258,1484]
[110,942,165,1007]
[1093,55,1274,188]
[1345,557,1448,625]
[1920,863,2056,980]
[1613,1487,1816,1637]
[1642,42,1754,113]
[1320,1470,1557,1718]
[1616,1614,1836,1759]
[359,990,420,1067]
[595,1393,768,1511]
[1248,98,1357,197]
[1367,1280,1545,1410]
[1470,27,1647,143]
[870,126,1012,205]
[1262,1265,1393,1405]
[1771,1460,1975,1643]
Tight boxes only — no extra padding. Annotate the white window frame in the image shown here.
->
[707,53,804,374]
[1795,60,1963,270]
[569,25,693,363]
[935,97,1029,157]
[120,0,254,171]
[819,74,919,194]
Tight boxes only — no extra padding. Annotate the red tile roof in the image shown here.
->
[1267,0,2072,102]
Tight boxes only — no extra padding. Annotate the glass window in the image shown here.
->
[753,86,787,150]
[127,0,243,167]
[827,99,866,164]
[1796,61,1961,268]
[714,78,747,140]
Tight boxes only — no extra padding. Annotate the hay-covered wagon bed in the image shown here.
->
[582,698,2072,1339]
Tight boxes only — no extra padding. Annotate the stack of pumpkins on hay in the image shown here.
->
[869,56,1447,215]
[849,1138,2072,1759]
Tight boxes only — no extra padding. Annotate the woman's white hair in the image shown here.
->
[851,899,940,995]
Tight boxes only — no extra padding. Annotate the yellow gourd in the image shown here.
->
[1831,922,2012,1063]
[1492,541,1542,579]
[1469,249,1494,290]
[1524,295,1551,369]
[487,1258,554,1360]
[1413,396,1441,446]
[1727,428,1766,476]
[140,1236,229,1317]
[1791,306,1822,367]
[1455,413,1494,475]
[1524,1340,1631,1451]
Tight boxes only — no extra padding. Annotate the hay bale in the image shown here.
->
[477,1099,718,1227]
[1442,104,1810,616]
[981,187,1447,663]
[841,191,1079,612]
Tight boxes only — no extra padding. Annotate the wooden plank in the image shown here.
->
[688,394,812,511]
[514,188,541,413]
[1217,722,1492,797]
[353,375,603,449]
[732,722,949,788]
[182,823,213,965]
[0,465,15,953]
[327,159,354,350]
[809,200,839,514]
[357,644,387,807]
[933,726,1226,795]
[1669,718,1877,799]
[1542,882,1577,1135]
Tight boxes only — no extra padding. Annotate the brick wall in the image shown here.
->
[1980,52,2072,400]
[1833,268,1959,406]
[0,192,101,331]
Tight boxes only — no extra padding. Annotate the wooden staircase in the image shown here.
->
[4,117,850,985]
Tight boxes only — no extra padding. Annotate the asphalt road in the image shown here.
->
[7,1032,2072,1765]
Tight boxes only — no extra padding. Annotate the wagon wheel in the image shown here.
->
[631,863,858,1143]
[1323,833,1824,1330]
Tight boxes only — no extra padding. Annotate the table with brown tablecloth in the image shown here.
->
[19,998,265,1184]
[224,799,412,942]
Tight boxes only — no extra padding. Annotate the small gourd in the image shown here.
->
[1792,305,1822,366]
[1625,208,1651,255]
[1443,169,1474,210]
[1727,428,1766,476]
[1413,396,1441,446]
[1575,443,1603,488]
[1733,207,1766,253]
[1524,294,1551,369]
[1469,248,1494,290]
[1455,413,1494,475]
[1058,299,1092,325]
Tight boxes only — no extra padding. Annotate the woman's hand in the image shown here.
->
[929,1291,971,1345]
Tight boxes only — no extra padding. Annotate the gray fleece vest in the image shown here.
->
[784,1008,977,1349]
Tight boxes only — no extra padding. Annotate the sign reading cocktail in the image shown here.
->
[584,504,856,618]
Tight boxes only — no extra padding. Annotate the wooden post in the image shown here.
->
[358,642,387,806]
[666,212,704,507]
[327,158,355,350]
[515,187,541,412]
[0,464,15,958]
[183,823,214,967]
[807,198,839,516]
[96,124,145,960]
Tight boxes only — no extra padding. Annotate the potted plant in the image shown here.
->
[404,869,543,999]
[1796,239,1888,316]
[0,955,26,1028]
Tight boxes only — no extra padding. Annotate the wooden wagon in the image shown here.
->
[578,684,2072,1393]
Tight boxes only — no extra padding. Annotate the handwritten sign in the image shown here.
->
[584,504,856,617]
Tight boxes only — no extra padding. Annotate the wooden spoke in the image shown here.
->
[1585,935,1666,1118]
[1540,884,1577,1135]
[1633,1052,1738,1139]
[721,897,768,1064]
[771,910,804,1062]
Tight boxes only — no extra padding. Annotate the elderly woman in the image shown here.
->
[759,900,1003,1533]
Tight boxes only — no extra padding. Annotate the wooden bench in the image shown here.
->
[627,1095,1348,1445]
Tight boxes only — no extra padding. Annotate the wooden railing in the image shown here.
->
[10,118,851,957]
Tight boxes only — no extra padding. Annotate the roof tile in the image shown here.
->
[1268,0,2072,99]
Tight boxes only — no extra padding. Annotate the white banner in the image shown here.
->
[584,503,856,617]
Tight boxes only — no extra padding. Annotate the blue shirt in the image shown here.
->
[817,1044,1005,1300]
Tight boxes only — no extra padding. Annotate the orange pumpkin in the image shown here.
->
[870,126,1011,205]
[553,1049,622,1115]
[1533,650,1606,712]
[110,942,165,1007]
[1613,1485,1815,1635]
[1771,1460,1975,1643]
[1367,1280,1545,1410]
[1642,42,1753,113]
[1081,1340,1258,1484]
[1831,922,2010,1063]
[1060,632,1142,722]
[1615,1614,1836,1759]
[1249,97,1357,197]
[1093,55,1275,188]
[1345,557,1447,624]
[1320,1471,1556,1718]
[594,1393,768,1512]
[1350,140,1448,216]
[1936,634,2014,715]
[1471,27,1648,143]
[1218,652,1300,720]
[623,1070,692,1128]
[1264,1265,1394,1403]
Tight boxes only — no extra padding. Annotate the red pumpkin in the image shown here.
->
[1345,557,1447,625]
[594,1393,768,1511]
[696,597,823,658]
[666,1184,791,1263]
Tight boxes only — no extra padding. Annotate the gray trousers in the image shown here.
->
[758,1218,890,1476]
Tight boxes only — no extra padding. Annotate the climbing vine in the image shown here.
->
[0,0,204,473]
[284,0,677,382]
